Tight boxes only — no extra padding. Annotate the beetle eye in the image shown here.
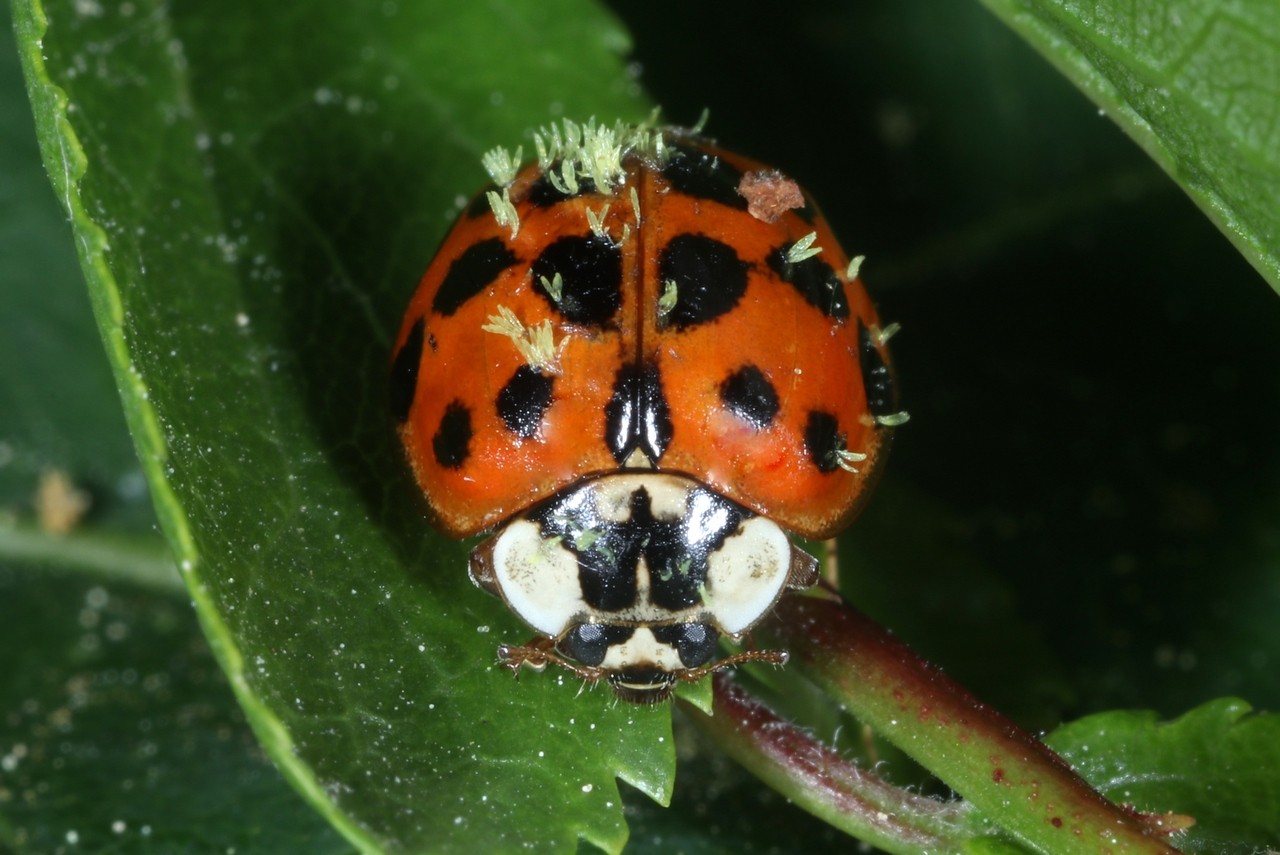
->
[652,622,719,668]
[559,623,633,667]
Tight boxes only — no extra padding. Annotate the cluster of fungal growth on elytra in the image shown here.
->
[481,306,559,375]
[585,202,630,247]
[481,113,669,200]
[629,186,642,225]
[657,279,679,319]
[478,111,707,240]
[485,188,520,239]
[785,231,824,264]
[480,145,524,187]
[846,254,866,281]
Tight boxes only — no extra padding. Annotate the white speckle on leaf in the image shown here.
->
[86,586,108,609]
[1,744,24,772]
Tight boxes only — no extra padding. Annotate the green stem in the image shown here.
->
[0,521,180,593]
[767,596,1182,855]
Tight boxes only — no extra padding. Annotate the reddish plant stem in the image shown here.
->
[685,675,977,854]
[764,596,1183,854]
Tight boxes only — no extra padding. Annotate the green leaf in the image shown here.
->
[12,0,663,851]
[977,0,1280,293]
[1048,699,1280,854]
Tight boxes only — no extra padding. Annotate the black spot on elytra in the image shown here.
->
[431,238,519,316]
[496,366,554,438]
[433,400,472,469]
[525,168,598,207]
[388,317,424,423]
[531,235,623,326]
[559,624,634,667]
[605,362,673,465]
[663,144,747,210]
[652,623,719,668]
[658,234,749,330]
[719,364,779,429]
[804,410,845,473]
[859,321,896,416]
[767,243,849,319]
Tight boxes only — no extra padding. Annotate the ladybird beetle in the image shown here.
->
[390,117,905,703]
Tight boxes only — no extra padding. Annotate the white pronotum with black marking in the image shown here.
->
[469,473,818,702]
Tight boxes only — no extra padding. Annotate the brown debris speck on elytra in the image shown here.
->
[738,169,804,223]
